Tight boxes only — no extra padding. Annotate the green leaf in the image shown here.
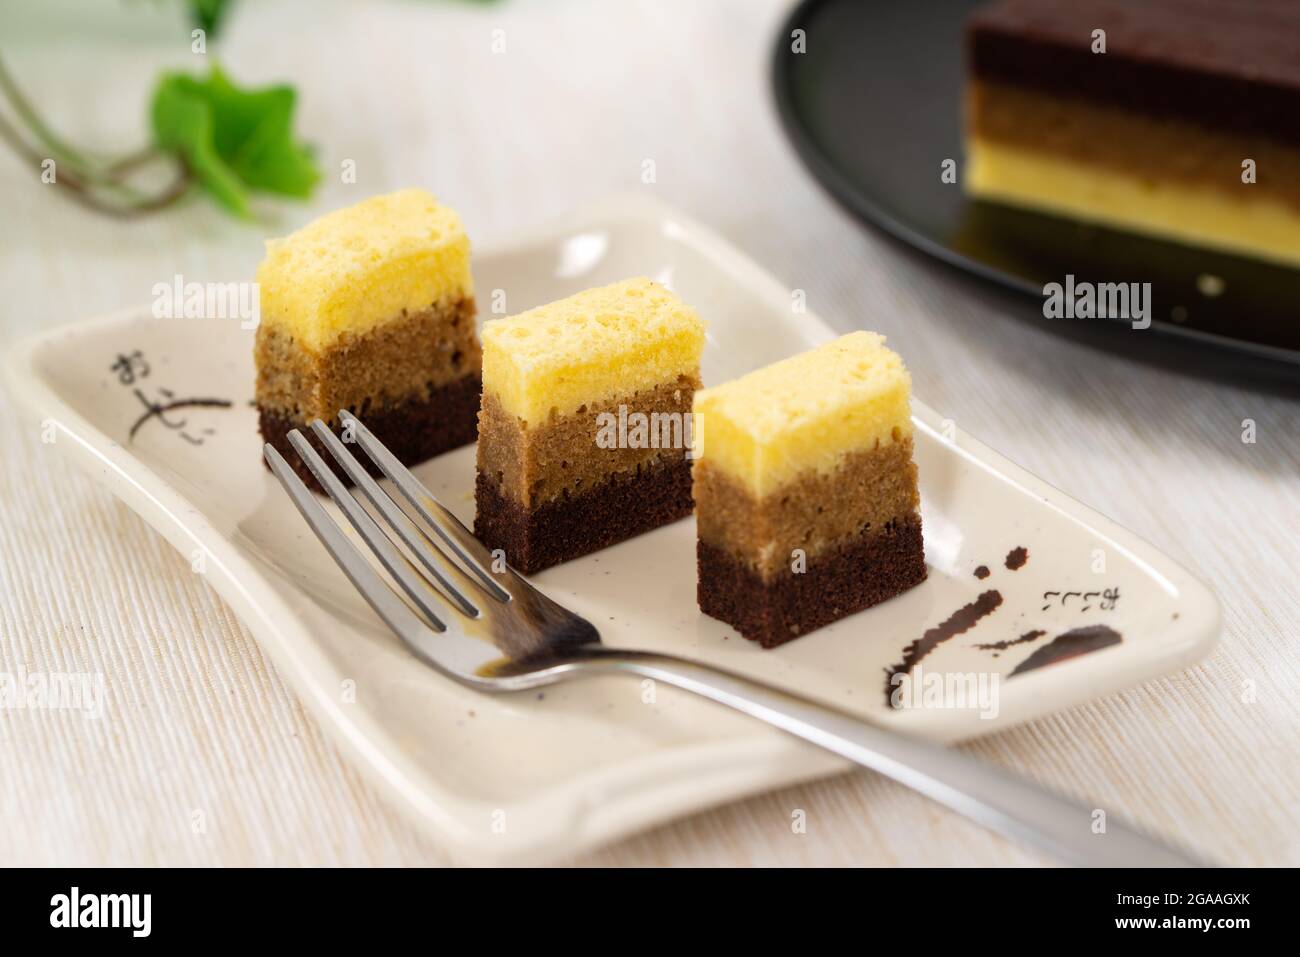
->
[150,64,320,218]
[151,73,250,216]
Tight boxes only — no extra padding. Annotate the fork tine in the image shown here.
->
[285,430,453,631]
[263,444,455,667]
[308,419,479,618]
[338,409,512,601]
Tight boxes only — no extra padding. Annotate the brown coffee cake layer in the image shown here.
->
[699,514,927,648]
[260,374,481,493]
[694,446,925,643]
[475,456,693,574]
[474,372,699,572]
[477,376,698,510]
[968,81,1300,211]
[257,296,481,492]
[255,297,480,420]
[693,437,920,581]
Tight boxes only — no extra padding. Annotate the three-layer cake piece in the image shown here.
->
[255,188,481,489]
[966,0,1300,266]
[693,332,926,647]
[474,278,705,574]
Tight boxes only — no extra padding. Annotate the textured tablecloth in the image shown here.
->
[1,0,1296,866]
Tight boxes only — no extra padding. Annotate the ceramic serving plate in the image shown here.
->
[5,194,1220,864]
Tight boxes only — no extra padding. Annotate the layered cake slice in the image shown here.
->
[966,0,1300,266]
[474,278,705,574]
[693,332,925,648]
[255,188,481,489]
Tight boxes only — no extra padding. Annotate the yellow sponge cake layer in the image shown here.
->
[694,332,912,498]
[257,188,473,353]
[481,278,705,426]
[966,137,1300,269]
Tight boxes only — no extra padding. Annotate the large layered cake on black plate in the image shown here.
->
[966,0,1300,266]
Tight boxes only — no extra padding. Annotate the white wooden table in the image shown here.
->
[1,0,1296,866]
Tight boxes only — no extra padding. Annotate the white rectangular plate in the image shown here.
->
[5,195,1220,864]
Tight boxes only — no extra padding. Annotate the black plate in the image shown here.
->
[772,0,1300,385]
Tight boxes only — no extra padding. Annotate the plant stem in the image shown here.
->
[0,50,166,190]
[101,146,166,181]
[0,107,191,218]
[0,51,97,172]
[0,52,192,216]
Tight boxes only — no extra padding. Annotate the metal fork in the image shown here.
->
[264,410,1203,867]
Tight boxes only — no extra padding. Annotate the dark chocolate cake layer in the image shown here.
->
[968,0,1300,143]
[259,374,481,494]
[475,457,693,574]
[698,514,927,649]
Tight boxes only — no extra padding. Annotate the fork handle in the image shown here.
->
[578,650,1203,867]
